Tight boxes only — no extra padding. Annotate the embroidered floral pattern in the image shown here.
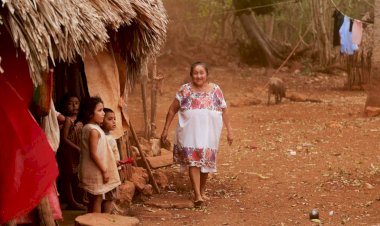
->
[173,144,217,169]
[176,83,226,112]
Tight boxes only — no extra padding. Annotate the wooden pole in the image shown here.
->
[150,57,158,138]
[129,120,160,194]
[140,62,150,138]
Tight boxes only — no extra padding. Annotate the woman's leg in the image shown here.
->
[189,166,203,202]
[87,194,103,213]
[200,172,210,200]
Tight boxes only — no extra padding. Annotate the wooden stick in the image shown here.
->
[141,62,150,139]
[274,22,313,74]
[150,57,158,138]
[129,120,160,194]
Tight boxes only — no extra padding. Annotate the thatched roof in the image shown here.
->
[0,0,168,86]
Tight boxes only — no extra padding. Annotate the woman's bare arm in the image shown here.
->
[161,99,180,141]
[222,108,233,145]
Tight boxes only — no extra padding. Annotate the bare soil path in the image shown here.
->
[63,65,380,225]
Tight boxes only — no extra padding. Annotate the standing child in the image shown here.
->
[57,94,85,210]
[78,97,121,213]
[101,108,123,213]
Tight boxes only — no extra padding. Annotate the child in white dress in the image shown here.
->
[78,97,121,213]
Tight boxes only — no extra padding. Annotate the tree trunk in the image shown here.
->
[312,0,331,66]
[365,0,380,109]
[235,11,282,67]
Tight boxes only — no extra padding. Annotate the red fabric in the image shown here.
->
[0,27,33,105]
[0,76,59,223]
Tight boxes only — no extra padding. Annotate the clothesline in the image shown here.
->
[169,0,297,22]
[330,0,373,25]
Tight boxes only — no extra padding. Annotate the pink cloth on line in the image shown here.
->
[352,20,363,45]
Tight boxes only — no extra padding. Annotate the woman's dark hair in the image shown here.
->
[59,93,80,115]
[190,61,209,77]
[78,96,103,124]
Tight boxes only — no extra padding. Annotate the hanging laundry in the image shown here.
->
[339,16,358,55]
[349,19,354,32]
[332,10,344,47]
[352,20,363,45]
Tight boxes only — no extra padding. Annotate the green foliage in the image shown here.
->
[233,0,278,15]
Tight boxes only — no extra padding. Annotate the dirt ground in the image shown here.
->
[63,64,380,225]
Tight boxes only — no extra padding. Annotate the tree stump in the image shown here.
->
[75,213,139,226]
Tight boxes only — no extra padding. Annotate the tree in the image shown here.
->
[233,0,288,67]
[365,0,380,110]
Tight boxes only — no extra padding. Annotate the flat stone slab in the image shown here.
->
[74,213,139,226]
[146,154,173,169]
[144,196,193,209]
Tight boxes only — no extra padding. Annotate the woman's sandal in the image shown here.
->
[194,200,204,207]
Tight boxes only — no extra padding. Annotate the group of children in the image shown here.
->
[57,94,124,213]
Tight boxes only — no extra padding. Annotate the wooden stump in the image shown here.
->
[75,213,139,226]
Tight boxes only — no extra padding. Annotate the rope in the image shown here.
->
[170,0,298,22]
[329,0,373,24]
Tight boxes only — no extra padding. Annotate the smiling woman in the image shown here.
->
[160,61,233,207]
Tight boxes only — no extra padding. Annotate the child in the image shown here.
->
[57,94,85,210]
[102,108,122,174]
[101,108,123,213]
[78,97,121,213]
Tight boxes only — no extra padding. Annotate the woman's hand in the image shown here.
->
[227,132,233,146]
[161,129,168,143]
[102,169,110,184]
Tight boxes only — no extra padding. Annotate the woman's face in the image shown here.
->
[191,65,207,87]
[91,103,105,124]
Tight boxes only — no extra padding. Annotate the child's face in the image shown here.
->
[66,97,80,115]
[91,103,105,124]
[103,112,116,132]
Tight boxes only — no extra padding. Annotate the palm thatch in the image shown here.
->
[0,0,168,86]
[0,0,108,85]
[116,0,168,86]
[89,0,135,29]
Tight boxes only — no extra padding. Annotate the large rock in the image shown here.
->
[146,154,173,169]
[153,170,169,189]
[150,138,161,156]
[75,213,139,226]
[130,167,148,191]
[117,181,135,206]
[141,184,153,197]
[365,106,380,117]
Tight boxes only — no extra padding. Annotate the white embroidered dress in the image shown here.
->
[173,83,227,173]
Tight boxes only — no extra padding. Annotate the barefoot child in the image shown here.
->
[78,97,121,213]
[57,94,85,210]
[101,108,123,213]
